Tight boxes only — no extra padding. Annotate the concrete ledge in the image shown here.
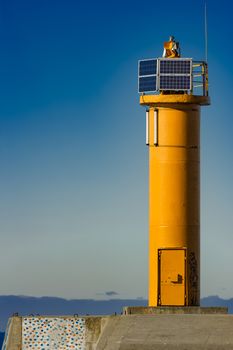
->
[123,306,228,315]
[140,94,210,106]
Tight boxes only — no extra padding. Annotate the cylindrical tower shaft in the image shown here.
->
[141,94,210,307]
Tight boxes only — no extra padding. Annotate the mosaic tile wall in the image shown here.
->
[22,317,86,350]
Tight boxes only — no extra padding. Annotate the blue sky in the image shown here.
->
[0,0,233,299]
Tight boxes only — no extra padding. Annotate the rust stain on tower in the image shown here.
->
[138,36,210,306]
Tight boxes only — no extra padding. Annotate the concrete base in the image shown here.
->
[97,314,233,349]
[123,306,228,315]
[3,313,233,349]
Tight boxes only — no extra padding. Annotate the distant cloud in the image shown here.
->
[95,291,119,297]
[105,291,118,296]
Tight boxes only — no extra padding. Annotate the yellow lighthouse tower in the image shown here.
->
[138,37,210,307]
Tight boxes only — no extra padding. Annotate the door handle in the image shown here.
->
[171,274,183,284]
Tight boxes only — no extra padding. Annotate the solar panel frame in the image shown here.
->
[139,76,157,93]
[138,58,158,93]
[157,58,192,91]
[139,59,157,76]
[159,75,191,90]
[138,58,193,93]
[159,59,192,75]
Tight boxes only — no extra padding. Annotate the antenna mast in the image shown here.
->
[205,2,208,62]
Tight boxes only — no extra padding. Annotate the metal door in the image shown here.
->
[158,248,186,306]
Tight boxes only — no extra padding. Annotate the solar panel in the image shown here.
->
[139,59,157,76]
[159,60,191,74]
[139,76,157,93]
[159,76,191,90]
[138,59,157,93]
[138,58,192,93]
[158,59,192,91]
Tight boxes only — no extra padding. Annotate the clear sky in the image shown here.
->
[0,0,232,300]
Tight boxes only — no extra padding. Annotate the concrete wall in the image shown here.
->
[2,316,106,350]
[2,317,21,350]
[96,314,233,349]
[3,314,233,349]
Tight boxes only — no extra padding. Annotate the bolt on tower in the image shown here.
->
[138,37,210,307]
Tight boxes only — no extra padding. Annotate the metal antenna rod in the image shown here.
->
[205,2,208,62]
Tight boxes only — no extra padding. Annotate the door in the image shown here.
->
[158,248,186,306]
